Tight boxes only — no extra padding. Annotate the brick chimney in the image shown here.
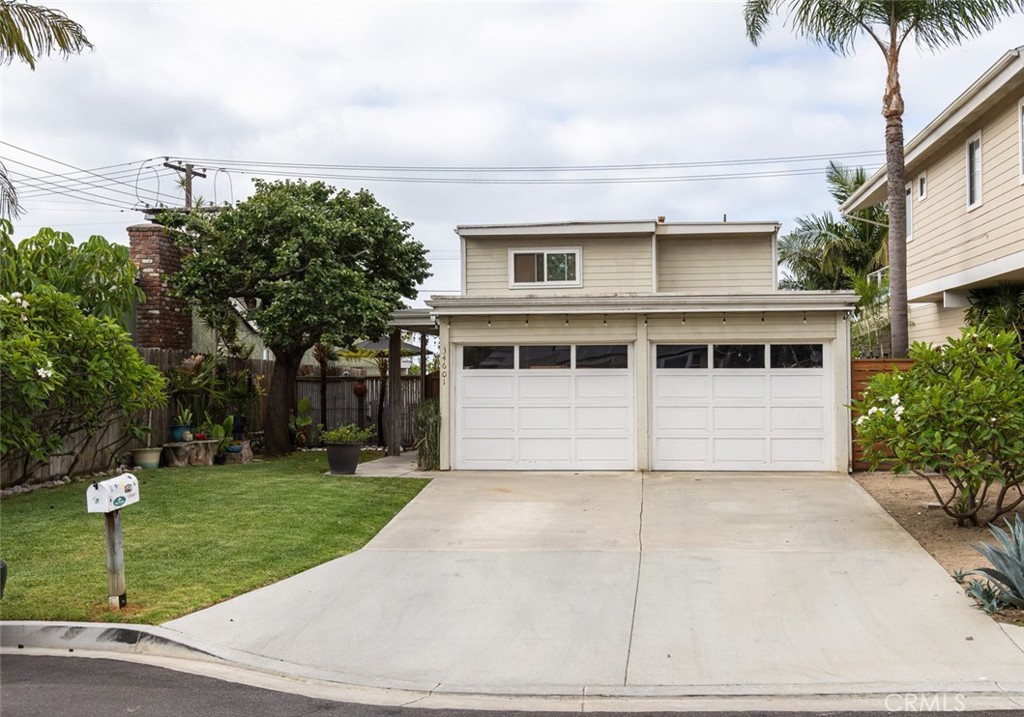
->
[128,223,192,350]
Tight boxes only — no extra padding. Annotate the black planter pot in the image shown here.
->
[326,442,361,475]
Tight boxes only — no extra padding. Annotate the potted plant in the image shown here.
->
[131,408,162,469]
[322,424,375,475]
[210,415,234,464]
[170,406,193,443]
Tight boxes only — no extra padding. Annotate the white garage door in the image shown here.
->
[651,343,832,471]
[455,344,634,470]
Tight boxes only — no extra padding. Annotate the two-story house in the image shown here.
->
[843,46,1024,344]
[426,219,856,472]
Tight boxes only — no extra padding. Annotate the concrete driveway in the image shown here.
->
[163,471,1024,695]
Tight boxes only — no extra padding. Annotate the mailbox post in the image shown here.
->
[87,474,139,610]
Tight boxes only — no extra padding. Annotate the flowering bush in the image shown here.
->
[852,327,1024,526]
[0,221,165,484]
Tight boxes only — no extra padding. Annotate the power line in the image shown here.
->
[7,159,166,206]
[7,169,134,210]
[170,149,885,174]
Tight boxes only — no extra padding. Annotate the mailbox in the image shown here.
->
[87,473,140,513]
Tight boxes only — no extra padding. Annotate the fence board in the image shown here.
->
[851,358,915,471]
[297,376,424,448]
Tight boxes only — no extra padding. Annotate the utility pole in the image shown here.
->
[163,161,207,210]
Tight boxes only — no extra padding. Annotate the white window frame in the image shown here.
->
[508,247,582,288]
[1018,98,1024,184]
[905,183,913,242]
[917,171,927,200]
[966,131,983,210]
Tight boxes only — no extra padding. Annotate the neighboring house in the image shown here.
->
[843,46,1024,345]
[425,219,856,472]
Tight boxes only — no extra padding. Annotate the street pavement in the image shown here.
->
[3,655,1020,717]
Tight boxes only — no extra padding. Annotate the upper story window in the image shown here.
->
[966,132,983,209]
[509,248,581,287]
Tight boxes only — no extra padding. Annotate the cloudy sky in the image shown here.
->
[3,1,1022,302]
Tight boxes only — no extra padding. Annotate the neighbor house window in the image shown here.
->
[510,248,581,286]
[917,172,927,200]
[967,133,982,208]
[905,183,913,241]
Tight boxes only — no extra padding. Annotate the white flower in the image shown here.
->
[11,292,21,299]
[891,394,901,406]
[894,405,905,418]
[868,406,878,415]
[894,414,901,422]
[20,314,28,322]
[0,295,7,303]
[856,416,867,426]
[36,367,53,379]
[987,344,994,350]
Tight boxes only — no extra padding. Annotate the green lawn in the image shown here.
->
[0,451,427,624]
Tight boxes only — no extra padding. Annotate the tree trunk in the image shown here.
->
[264,348,303,457]
[883,41,909,358]
[377,374,387,448]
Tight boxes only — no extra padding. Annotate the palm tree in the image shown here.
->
[0,0,92,218]
[778,161,887,291]
[744,0,1024,357]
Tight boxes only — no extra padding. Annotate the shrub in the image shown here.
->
[413,399,439,471]
[0,287,165,483]
[321,424,375,444]
[852,327,1024,526]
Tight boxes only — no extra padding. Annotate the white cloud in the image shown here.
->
[3,1,1022,300]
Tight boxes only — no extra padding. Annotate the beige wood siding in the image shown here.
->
[908,303,967,346]
[646,312,837,341]
[657,236,774,293]
[908,96,1024,289]
[450,314,638,345]
[463,236,652,296]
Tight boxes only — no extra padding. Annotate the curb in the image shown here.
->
[4,620,1024,712]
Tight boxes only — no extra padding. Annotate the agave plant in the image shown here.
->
[969,515,1024,610]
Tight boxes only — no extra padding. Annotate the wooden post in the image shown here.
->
[104,510,127,610]
[420,331,428,400]
[388,329,402,456]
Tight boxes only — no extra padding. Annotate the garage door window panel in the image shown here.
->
[656,344,708,369]
[520,345,571,369]
[770,344,824,368]
[463,345,514,370]
[713,344,765,369]
[576,344,629,369]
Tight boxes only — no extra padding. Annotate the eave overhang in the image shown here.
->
[842,46,1024,214]
[427,292,856,317]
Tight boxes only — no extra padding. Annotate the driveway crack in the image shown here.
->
[622,470,645,686]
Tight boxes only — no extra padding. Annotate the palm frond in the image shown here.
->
[0,0,93,69]
[0,159,21,219]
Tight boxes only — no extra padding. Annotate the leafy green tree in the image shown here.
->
[0,226,143,320]
[0,0,93,218]
[744,0,1024,357]
[852,327,1024,526]
[778,161,887,291]
[0,222,165,484]
[161,180,431,457]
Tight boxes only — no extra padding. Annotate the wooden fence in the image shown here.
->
[851,358,915,471]
[1,349,434,487]
[297,375,430,448]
